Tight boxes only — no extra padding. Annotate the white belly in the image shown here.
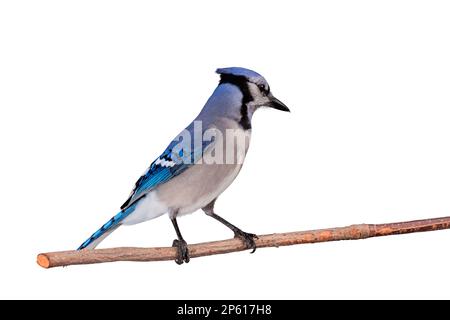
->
[178,162,244,215]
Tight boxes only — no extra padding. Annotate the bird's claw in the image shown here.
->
[234,230,258,253]
[172,239,190,265]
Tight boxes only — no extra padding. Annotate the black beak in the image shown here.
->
[268,94,290,112]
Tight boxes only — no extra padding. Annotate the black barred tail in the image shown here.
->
[77,202,138,250]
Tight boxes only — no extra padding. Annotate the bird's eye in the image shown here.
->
[258,84,266,93]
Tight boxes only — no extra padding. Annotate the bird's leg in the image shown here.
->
[171,215,190,265]
[207,213,258,253]
[203,200,258,253]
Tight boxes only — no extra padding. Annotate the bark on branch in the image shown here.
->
[37,216,450,268]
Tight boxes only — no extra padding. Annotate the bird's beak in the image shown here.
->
[267,94,290,112]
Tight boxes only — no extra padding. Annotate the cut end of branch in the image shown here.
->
[37,254,50,268]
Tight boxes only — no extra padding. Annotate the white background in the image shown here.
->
[1,1,449,299]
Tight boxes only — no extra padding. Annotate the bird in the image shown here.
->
[78,67,290,264]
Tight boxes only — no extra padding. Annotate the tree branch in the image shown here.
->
[37,216,450,268]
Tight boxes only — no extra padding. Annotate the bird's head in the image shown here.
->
[216,67,290,113]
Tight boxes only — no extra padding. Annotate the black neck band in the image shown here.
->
[219,74,253,130]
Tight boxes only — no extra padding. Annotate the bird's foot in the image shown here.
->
[172,239,190,265]
[234,230,259,253]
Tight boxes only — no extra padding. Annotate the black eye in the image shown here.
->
[258,84,266,93]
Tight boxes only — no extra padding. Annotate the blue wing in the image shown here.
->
[120,138,213,210]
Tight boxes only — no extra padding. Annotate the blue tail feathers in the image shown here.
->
[77,202,138,250]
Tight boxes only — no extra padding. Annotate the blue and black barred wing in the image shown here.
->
[120,139,213,210]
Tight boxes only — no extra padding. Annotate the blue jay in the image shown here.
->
[78,67,289,264]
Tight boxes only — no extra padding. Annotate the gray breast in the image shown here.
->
[156,118,251,215]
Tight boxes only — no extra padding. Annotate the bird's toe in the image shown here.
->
[234,231,258,253]
[172,239,190,264]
